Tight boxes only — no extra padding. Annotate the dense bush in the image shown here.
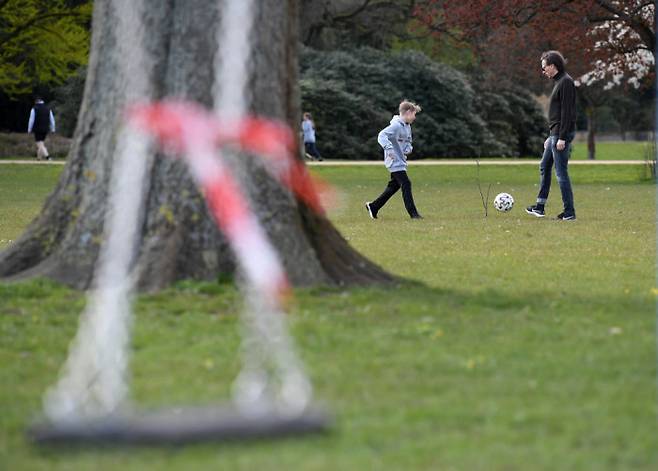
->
[300,47,546,159]
[475,85,547,158]
[51,66,86,138]
[299,78,389,160]
[0,132,71,158]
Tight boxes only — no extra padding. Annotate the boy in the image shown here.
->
[301,112,323,161]
[365,100,422,219]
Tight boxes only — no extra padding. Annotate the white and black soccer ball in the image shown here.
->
[493,192,514,212]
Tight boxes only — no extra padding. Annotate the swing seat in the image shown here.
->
[29,403,330,446]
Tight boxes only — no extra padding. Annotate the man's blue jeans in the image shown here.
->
[536,132,576,215]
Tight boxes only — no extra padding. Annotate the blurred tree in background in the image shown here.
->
[1,0,652,154]
[415,0,655,90]
[0,0,91,97]
[300,0,417,49]
[414,0,656,158]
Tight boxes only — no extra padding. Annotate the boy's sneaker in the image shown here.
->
[410,214,424,219]
[556,212,576,221]
[365,202,377,219]
[525,205,545,218]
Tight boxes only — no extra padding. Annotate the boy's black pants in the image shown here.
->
[369,170,419,217]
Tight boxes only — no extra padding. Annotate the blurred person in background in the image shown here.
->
[301,112,323,161]
[27,96,56,161]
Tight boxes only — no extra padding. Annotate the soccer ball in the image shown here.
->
[493,192,514,212]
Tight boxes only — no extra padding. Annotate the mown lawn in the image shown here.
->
[0,138,652,162]
[0,165,63,251]
[0,162,656,470]
[570,140,652,160]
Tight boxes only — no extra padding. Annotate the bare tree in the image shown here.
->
[300,0,417,49]
[0,0,392,291]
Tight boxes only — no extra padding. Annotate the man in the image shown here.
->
[526,50,577,221]
[27,97,56,161]
[365,100,423,220]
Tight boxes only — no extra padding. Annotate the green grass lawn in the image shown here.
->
[0,165,63,251]
[0,162,656,470]
[570,141,652,160]
[1,139,653,162]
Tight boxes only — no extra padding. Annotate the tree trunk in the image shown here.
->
[586,107,596,160]
[0,0,393,290]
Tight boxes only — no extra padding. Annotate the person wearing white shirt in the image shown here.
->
[301,112,323,161]
[27,97,56,160]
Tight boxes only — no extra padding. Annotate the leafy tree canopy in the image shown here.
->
[415,0,655,91]
[0,0,91,98]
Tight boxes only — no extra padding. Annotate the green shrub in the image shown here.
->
[0,132,71,159]
[475,85,547,157]
[300,47,546,159]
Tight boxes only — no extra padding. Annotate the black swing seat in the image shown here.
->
[28,403,331,446]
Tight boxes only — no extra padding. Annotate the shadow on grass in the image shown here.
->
[1,276,650,331]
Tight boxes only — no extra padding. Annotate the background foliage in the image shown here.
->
[0,0,91,133]
[0,0,652,159]
[300,47,546,159]
[50,65,86,137]
[0,0,91,97]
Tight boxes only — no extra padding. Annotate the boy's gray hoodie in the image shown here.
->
[377,115,413,173]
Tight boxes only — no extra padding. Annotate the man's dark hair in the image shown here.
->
[541,50,566,73]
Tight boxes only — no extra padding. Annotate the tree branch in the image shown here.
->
[414,17,467,44]
[591,0,655,54]
[332,0,373,22]
[592,0,626,18]
[512,6,538,28]
[0,11,86,48]
[32,24,71,45]
[632,1,655,16]
[587,15,622,23]
[608,42,652,55]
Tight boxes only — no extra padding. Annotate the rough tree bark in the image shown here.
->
[0,0,393,290]
[586,107,596,161]
[578,85,607,161]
